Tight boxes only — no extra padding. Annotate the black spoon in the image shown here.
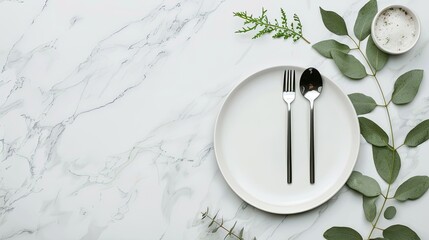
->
[300,68,323,184]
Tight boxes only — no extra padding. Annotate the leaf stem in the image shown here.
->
[396,143,405,150]
[386,99,392,106]
[370,77,395,240]
[374,226,384,231]
[350,35,396,240]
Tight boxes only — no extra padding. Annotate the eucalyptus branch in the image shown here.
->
[346,32,395,238]
[233,8,310,44]
[316,1,429,239]
[350,37,395,240]
[201,208,256,240]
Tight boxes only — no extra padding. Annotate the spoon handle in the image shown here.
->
[287,105,292,184]
[310,104,315,184]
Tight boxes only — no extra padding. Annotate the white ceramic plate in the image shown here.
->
[214,66,360,214]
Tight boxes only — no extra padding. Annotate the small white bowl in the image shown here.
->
[371,5,420,55]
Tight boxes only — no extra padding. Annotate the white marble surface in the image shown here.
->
[0,0,428,239]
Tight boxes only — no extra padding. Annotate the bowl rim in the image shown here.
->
[370,4,421,55]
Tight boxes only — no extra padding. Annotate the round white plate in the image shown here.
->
[214,66,360,214]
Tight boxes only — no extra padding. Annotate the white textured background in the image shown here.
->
[0,0,428,239]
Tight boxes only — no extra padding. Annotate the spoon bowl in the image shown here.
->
[300,68,323,103]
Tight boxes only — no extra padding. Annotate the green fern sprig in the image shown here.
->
[233,8,310,44]
[201,208,256,240]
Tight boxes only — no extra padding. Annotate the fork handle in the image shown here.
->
[287,105,292,184]
[310,104,315,184]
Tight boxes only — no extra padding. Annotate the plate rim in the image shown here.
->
[213,65,360,214]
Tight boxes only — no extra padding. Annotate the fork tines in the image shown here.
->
[283,70,296,92]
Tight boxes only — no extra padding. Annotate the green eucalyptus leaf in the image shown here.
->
[372,146,401,184]
[384,206,396,220]
[208,219,215,227]
[359,117,389,146]
[347,171,381,197]
[313,40,350,58]
[391,70,424,105]
[348,93,377,115]
[239,228,244,238]
[371,238,388,240]
[354,0,377,40]
[383,225,420,240]
[363,196,378,222]
[229,221,236,234]
[331,50,367,80]
[366,36,388,71]
[394,176,429,201]
[319,8,348,36]
[404,119,429,147]
[324,227,363,240]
